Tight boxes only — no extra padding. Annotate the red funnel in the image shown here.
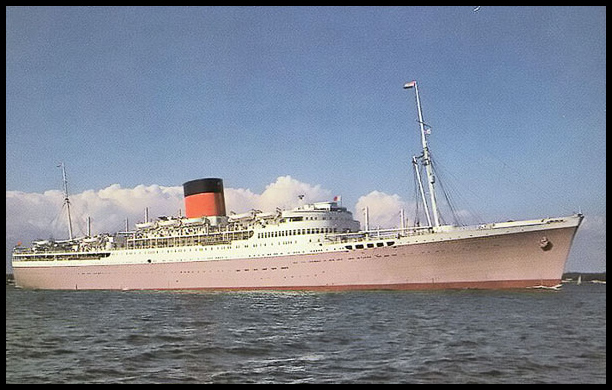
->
[183,178,226,218]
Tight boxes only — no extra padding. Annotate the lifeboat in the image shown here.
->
[135,221,155,229]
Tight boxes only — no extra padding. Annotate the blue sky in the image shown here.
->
[6,6,606,272]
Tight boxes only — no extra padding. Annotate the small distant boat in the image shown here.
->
[577,275,582,285]
[591,280,606,285]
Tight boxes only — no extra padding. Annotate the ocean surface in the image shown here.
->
[6,283,606,384]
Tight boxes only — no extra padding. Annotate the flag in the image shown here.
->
[403,80,416,89]
[333,195,341,202]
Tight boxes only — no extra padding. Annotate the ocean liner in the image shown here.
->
[11,82,583,290]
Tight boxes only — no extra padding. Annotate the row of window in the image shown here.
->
[298,216,348,221]
[345,241,395,250]
[257,227,339,239]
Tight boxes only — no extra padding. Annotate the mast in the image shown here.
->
[404,81,440,227]
[58,162,74,240]
[412,155,432,227]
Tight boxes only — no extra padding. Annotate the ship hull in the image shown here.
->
[13,220,580,291]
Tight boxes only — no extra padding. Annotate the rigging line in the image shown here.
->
[49,203,67,239]
[53,203,74,238]
[62,198,89,238]
[426,137,486,206]
[428,157,452,226]
[433,130,563,213]
[430,153,484,226]
[432,160,462,226]
[412,160,422,226]
[422,137,488,224]
[411,163,418,225]
[417,160,432,226]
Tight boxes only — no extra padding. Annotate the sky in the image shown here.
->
[6,6,606,272]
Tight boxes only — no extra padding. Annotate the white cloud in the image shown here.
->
[355,190,412,229]
[256,175,332,212]
[6,190,64,241]
[225,175,332,213]
[6,184,185,243]
[224,186,259,213]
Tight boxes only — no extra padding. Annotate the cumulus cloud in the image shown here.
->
[254,175,332,212]
[225,175,332,213]
[5,185,185,245]
[6,190,65,242]
[355,190,413,229]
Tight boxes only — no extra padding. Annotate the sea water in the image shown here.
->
[6,283,606,383]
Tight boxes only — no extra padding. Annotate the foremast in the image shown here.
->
[404,80,441,228]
